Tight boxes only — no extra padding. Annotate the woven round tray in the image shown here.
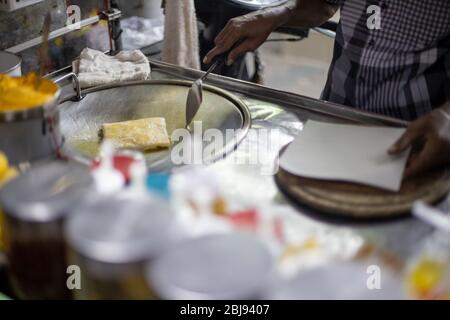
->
[275,166,450,220]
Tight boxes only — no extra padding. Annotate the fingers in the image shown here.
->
[226,41,254,65]
[388,122,425,155]
[203,20,241,64]
[203,37,241,65]
[403,140,437,178]
[203,46,226,65]
[214,21,234,45]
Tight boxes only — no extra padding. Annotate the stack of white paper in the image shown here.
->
[279,121,410,192]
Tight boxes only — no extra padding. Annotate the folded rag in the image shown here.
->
[73,48,151,88]
[162,0,200,70]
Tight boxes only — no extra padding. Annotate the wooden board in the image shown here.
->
[275,166,450,220]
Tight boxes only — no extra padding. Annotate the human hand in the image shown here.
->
[203,10,281,66]
[389,102,450,178]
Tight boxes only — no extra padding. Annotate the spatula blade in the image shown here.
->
[186,79,203,127]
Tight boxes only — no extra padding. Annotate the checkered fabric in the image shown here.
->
[322,0,450,121]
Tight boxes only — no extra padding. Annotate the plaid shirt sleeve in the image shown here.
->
[321,0,450,121]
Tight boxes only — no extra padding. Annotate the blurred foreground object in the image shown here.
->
[0,152,17,187]
[0,161,93,299]
[267,262,405,300]
[65,194,175,299]
[407,202,450,299]
[148,234,274,299]
[0,151,18,253]
[0,73,57,111]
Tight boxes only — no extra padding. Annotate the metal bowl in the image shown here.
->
[0,73,79,165]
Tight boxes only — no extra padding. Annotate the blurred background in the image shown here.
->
[0,0,338,99]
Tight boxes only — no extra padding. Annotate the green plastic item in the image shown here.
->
[0,292,11,300]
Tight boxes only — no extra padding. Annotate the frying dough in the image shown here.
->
[101,117,171,151]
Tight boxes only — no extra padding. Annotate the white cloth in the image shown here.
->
[74,48,151,88]
[162,0,200,70]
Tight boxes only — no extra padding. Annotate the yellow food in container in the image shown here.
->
[0,73,58,111]
[0,152,18,252]
[406,257,450,300]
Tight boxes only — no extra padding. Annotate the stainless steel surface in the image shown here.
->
[150,60,409,127]
[53,72,83,103]
[100,8,122,22]
[149,234,274,300]
[58,80,251,172]
[0,51,22,76]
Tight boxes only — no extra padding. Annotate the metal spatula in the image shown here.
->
[185,50,232,128]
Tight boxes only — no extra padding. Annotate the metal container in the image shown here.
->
[65,195,175,300]
[0,73,81,166]
[0,160,93,300]
[148,234,274,299]
[59,79,251,172]
[0,51,21,76]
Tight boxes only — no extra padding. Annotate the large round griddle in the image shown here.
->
[275,166,450,220]
[58,80,251,172]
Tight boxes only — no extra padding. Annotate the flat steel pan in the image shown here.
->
[58,80,251,172]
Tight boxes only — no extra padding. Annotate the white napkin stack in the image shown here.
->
[73,48,151,88]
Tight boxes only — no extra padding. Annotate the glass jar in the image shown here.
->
[65,195,175,300]
[0,160,93,299]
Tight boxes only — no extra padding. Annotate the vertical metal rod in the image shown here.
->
[110,0,123,53]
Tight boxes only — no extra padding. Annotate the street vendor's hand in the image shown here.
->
[203,10,281,66]
[389,102,450,178]
[203,0,338,66]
